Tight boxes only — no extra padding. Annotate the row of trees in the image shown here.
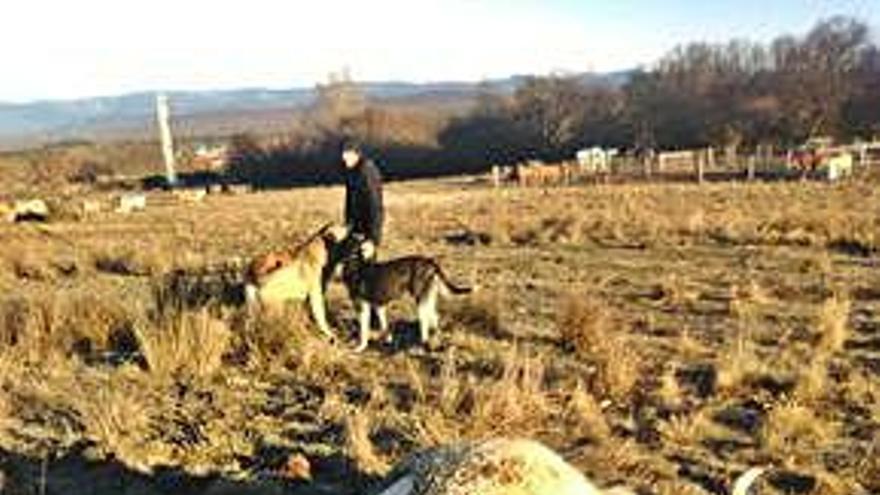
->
[227,17,880,186]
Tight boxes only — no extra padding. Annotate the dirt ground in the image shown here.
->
[0,177,878,494]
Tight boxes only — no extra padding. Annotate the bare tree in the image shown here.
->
[513,76,589,159]
[313,68,368,137]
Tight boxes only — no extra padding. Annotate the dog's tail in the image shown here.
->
[432,261,474,296]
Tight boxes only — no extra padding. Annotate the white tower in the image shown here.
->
[156,93,177,186]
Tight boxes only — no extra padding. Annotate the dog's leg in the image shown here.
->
[308,287,335,342]
[427,284,440,331]
[417,296,432,345]
[375,305,393,344]
[355,300,371,352]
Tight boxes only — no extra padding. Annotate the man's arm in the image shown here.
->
[344,176,355,227]
[364,163,384,242]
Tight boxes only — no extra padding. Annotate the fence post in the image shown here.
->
[696,151,705,184]
[492,165,501,188]
[747,155,756,182]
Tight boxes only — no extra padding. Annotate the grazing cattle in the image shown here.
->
[373,438,767,495]
[789,149,824,178]
[516,162,568,187]
[116,193,147,214]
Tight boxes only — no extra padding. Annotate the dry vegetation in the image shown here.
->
[0,178,879,494]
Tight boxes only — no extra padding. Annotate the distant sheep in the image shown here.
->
[9,199,50,222]
[116,193,147,214]
[224,184,252,195]
[80,199,104,216]
[516,162,568,187]
[174,188,207,203]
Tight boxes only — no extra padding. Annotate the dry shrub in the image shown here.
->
[467,348,550,436]
[675,327,707,361]
[446,294,503,339]
[228,306,341,374]
[657,410,721,448]
[815,294,850,355]
[731,279,771,307]
[715,326,766,393]
[93,245,169,277]
[344,412,389,476]
[0,292,140,364]
[558,295,640,402]
[792,356,830,404]
[136,310,231,378]
[0,296,70,362]
[563,383,611,443]
[72,375,152,461]
[656,481,711,495]
[657,363,685,409]
[591,437,668,489]
[516,215,584,245]
[656,274,699,309]
[559,295,615,355]
[424,347,555,441]
[844,371,880,423]
[9,253,54,281]
[858,442,880,493]
[762,400,836,462]
[297,333,350,383]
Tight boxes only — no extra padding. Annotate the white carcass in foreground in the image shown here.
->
[373,438,766,495]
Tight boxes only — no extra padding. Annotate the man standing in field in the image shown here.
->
[342,140,384,251]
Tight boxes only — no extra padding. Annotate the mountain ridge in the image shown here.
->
[0,71,633,150]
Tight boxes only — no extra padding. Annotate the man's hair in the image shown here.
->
[341,138,363,154]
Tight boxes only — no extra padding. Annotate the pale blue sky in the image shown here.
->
[1,0,876,103]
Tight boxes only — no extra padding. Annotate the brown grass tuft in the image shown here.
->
[344,412,389,476]
[815,294,850,355]
[136,310,231,378]
[762,399,837,463]
[716,327,765,393]
[559,295,641,402]
[72,376,152,461]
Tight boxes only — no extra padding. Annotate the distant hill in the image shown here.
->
[0,71,633,150]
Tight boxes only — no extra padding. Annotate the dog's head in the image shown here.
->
[318,223,349,244]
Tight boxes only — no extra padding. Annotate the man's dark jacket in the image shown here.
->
[344,158,384,245]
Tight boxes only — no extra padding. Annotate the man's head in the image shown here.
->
[341,140,363,169]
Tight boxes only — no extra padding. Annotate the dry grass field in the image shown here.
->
[0,177,879,494]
